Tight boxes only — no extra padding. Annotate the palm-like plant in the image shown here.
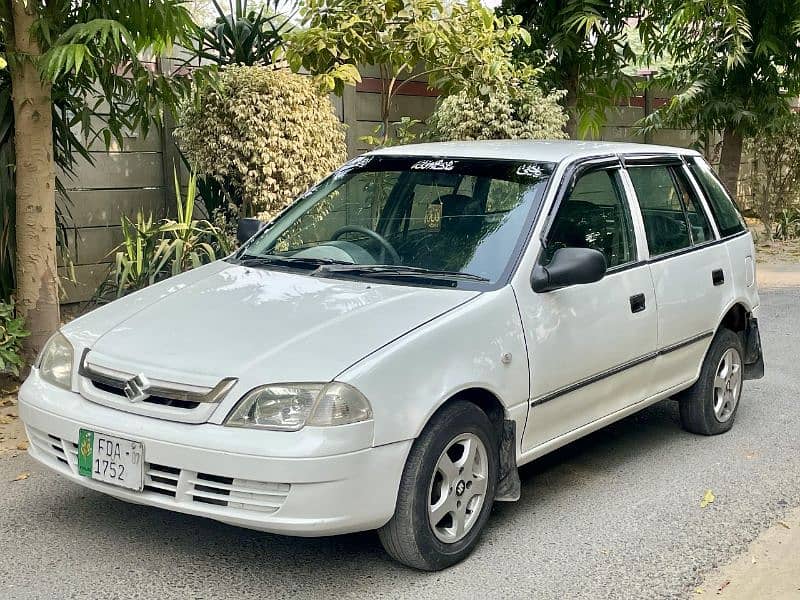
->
[192,0,294,66]
[97,171,230,302]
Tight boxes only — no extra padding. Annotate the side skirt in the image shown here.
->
[516,380,693,468]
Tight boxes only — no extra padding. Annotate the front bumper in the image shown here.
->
[19,373,411,536]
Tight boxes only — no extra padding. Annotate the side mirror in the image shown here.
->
[236,217,263,245]
[531,247,607,293]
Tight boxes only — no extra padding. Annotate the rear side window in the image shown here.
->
[688,158,746,237]
[673,168,714,244]
[628,166,693,255]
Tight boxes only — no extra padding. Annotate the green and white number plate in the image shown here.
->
[77,429,144,491]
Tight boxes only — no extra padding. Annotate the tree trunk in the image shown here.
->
[718,127,743,201]
[10,0,60,362]
[564,66,579,140]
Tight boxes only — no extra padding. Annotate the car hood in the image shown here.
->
[71,262,478,385]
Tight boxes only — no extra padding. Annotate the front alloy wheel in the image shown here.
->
[428,433,489,543]
[378,402,499,571]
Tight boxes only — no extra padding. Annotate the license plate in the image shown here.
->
[77,429,144,491]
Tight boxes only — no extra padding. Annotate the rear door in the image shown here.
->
[519,159,658,452]
[624,158,734,393]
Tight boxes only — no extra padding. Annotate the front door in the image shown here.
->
[517,164,658,453]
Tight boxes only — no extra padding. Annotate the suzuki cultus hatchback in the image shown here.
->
[20,141,764,570]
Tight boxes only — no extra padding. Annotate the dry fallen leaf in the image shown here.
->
[12,472,29,482]
[0,414,16,425]
[778,521,791,529]
[717,580,731,594]
[701,489,716,508]
[16,441,28,451]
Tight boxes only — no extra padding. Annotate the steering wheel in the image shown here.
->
[331,225,401,264]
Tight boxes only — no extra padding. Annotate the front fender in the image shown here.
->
[336,286,530,447]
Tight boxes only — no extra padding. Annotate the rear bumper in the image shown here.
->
[743,316,764,380]
[18,373,411,536]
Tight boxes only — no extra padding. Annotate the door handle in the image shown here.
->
[629,293,646,313]
[712,269,725,286]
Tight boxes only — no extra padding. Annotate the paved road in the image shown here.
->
[1,288,798,600]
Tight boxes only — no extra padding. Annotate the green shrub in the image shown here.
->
[175,66,347,221]
[743,114,800,240]
[0,298,29,376]
[774,207,800,241]
[97,172,230,301]
[427,84,569,142]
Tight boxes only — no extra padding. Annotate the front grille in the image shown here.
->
[75,350,238,424]
[89,380,202,410]
[26,426,291,516]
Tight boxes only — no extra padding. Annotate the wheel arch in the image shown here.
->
[717,301,749,335]
[417,386,521,502]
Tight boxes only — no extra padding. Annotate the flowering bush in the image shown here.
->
[175,66,347,221]
[428,84,568,142]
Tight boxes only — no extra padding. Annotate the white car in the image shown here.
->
[20,141,764,570]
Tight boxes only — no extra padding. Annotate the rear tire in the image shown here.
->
[678,329,744,435]
[378,402,499,571]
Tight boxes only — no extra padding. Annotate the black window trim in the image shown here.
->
[686,156,748,239]
[536,156,641,274]
[625,159,725,262]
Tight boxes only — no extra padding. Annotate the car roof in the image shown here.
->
[367,140,701,163]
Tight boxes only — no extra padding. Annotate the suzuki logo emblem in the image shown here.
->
[123,374,151,403]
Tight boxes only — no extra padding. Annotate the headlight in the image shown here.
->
[225,382,372,431]
[37,332,74,389]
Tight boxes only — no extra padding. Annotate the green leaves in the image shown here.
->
[190,0,294,67]
[427,83,568,142]
[285,0,533,108]
[640,1,800,139]
[97,171,230,301]
[174,66,346,220]
[0,298,29,377]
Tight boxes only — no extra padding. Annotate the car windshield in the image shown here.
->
[238,156,554,287]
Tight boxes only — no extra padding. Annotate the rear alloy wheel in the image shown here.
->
[679,328,745,435]
[712,348,743,423]
[378,402,498,571]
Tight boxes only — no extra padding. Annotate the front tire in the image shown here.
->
[378,402,499,571]
[678,328,745,435]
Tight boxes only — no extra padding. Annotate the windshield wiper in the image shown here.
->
[235,253,354,270]
[312,264,490,283]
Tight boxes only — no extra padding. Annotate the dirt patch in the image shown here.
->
[692,506,800,599]
[757,263,800,289]
[756,239,800,265]
[0,376,26,456]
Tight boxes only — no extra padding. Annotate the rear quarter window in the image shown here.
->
[688,158,746,237]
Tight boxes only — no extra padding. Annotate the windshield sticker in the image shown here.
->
[424,201,442,231]
[411,159,456,171]
[516,163,544,178]
[332,155,373,179]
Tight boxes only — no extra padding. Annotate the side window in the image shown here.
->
[689,158,746,237]
[543,169,637,269]
[628,166,693,256]
[673,169,714,243]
